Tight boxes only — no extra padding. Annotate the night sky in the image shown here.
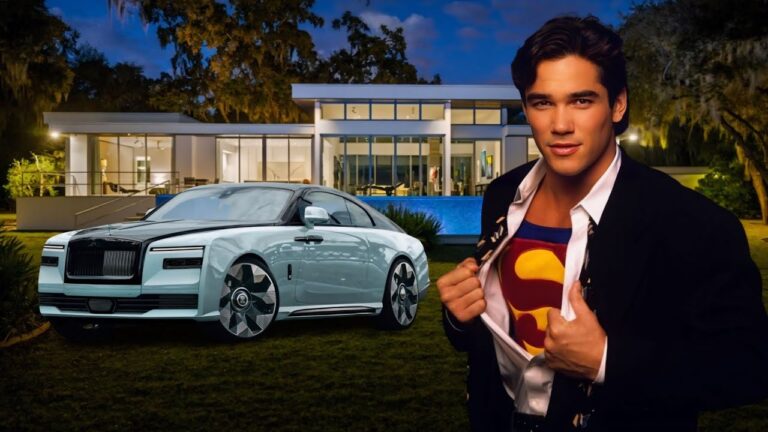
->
[46,0,635,84]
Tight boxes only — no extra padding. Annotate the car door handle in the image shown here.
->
[294,235,324,243]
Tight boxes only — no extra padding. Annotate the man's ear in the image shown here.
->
[611,88,628,123]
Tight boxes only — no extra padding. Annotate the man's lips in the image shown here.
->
[548,143,581,156]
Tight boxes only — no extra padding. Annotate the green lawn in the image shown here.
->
[1,224,767,431]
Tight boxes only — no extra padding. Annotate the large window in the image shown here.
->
[321,103,344,120]
[396,103,419,120]
[92,134,172,195]
[450,105,502,125]
[449,139,502,196]
[372,102,395,120]
[320,101,444,121]
[372,137,394,188]
[322,135,442,196]
[240,138,263,182]
[216,136,313,184]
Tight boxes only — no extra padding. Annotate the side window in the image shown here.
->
[346,200,374,228]
[304,192,352,225]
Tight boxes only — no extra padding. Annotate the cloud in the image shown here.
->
[490,0,628,45]
[458,26,484,40]
[443,1,492,25]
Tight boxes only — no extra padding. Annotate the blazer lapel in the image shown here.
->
[589,156,654,333]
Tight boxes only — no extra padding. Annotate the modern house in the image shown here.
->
[22,84,537,231]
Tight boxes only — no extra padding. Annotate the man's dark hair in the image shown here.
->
[511,15,629,135]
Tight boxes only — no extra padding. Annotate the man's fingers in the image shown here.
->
[457,257,479,272]
[438,264,477,288]
[438,273,481,303]
[568,281,591,317]
[448,286,484,310]
[456,298,486,322]
[547,307,563,325]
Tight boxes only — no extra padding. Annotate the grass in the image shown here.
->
[1,224,768,431]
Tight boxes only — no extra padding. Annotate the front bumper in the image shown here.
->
[39,244,206,320]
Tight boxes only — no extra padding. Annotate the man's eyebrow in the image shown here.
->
[569,90,600,99]
[525,92,550,102]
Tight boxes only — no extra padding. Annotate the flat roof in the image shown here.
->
[43,112,315,135]
[44,112,200,124]
[291,84,521,102]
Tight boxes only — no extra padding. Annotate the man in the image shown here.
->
[437,15,768,432]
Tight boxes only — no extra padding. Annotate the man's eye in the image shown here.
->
[574,98,593,105]
[532,100,551,108]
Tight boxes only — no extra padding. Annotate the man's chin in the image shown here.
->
[542,158,586,178]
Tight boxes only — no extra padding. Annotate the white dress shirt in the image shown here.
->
[474,144,622,413]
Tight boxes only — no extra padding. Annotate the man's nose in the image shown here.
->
[551,106,574,135]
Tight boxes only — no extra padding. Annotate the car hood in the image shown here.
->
[71,219,279,243]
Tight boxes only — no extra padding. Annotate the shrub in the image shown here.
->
[0,226,40,341]
[4,151,64,199]
[695,159,761,219]
[383,204,443,252]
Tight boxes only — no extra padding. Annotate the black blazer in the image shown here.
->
[443,153,768,431]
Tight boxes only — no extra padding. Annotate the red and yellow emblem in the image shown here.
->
[497,237,566,355]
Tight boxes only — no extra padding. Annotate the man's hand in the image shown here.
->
[437,257,486,324]
[544,281,606,381]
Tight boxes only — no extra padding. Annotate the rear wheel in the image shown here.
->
[206,257,279,341]
[50,318,113,343]
[377,258,419,330]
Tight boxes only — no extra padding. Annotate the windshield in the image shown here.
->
[146,187,292,222]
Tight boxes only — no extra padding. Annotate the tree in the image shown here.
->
[317,11,441,84]
[108,1,440,123]
[58,44,156,112]
[621,0,768,221]
[0,0,76,205]
[110,0,324,123]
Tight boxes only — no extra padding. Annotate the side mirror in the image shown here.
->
[303,206,329,227]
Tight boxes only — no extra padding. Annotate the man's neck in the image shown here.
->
[540,143,616,208]
[525,143,617,227]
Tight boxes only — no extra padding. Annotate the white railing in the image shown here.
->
[73,180,171,228]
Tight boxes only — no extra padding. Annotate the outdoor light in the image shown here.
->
[628,133,638,142]
[50,131,60,139]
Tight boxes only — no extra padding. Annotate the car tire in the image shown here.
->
[377,258,419,330]
[205,257,279,342]
[50,317,113,343]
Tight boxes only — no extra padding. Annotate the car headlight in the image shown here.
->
[163,257,203,269]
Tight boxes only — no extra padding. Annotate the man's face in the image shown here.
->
[523,55,627,181]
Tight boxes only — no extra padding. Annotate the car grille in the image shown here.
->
[66,238,142,283]
[39,293,198,313]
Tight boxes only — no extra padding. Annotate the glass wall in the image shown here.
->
[372,137,394,187]
[322,135,443,196]
[266,138,289,181]
[320,101,444,121]
[450,104,503,125]
[396,137,422,196]
[240,138,263,182]
[217,138,239,183]
[289,138,312,183]
[449,139,502,196]
[216,136,313,184]
[92,134,173,195]
[451,141,473,196]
